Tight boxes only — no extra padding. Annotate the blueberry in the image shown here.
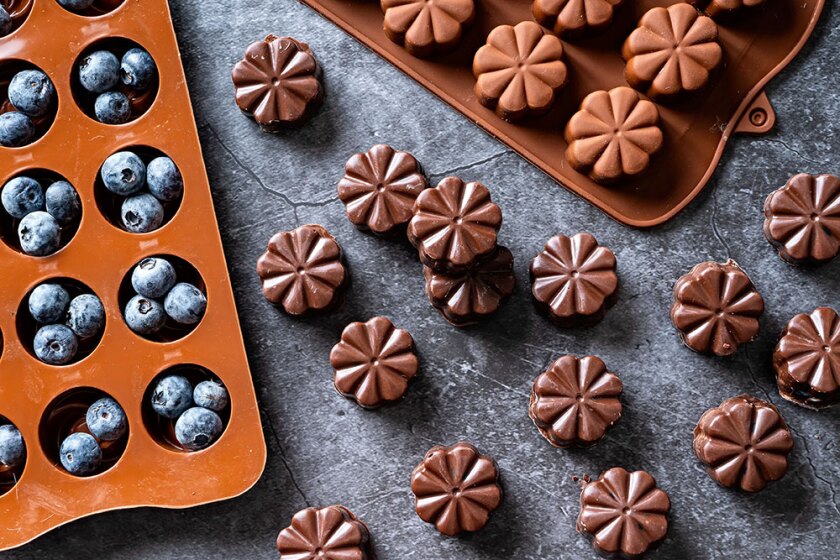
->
[57,0,95,10]
[100,151,146,196]
[193,380,229,412]
[124,295,166,335]
[28,283,70,324]
[45,181,81,225]
[18,211,61,256]
[131,257,176,298]
[1,176,44,219]
[33,324,78,365]
[8,70,55,118]
[121,193,163,233]
[86,397,127,441]
[78,50,120,94]
[59,432,101,476]
[151,375,193,419]
[0,425,25,469]
[67,294,105,339]
[120,48,157,90]
[0,112,35,147]
[146,157,183,202]
[94,91,131,125]
[175,407,222,451]
[0,6,12,37]
[164,283,206,325]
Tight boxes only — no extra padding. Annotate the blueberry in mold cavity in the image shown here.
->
[0,425,25,468]
[59,432,101,475]
[94,91,131,125]
[29,283,70,324]
[18,211,61,256]
[34,324,78,365]
[124,295,166,334]
[164,283,206,325]
[146,157,183,202]
[45,181,81,225]
[79,50,120,94]
[120,48,157,90]
[101,151,146,196]
[67,294,105,339]
[121,193,164,233]
[131,257,176,298]
[0,112,34,147]
[0,6,11,37]
[175,407,222,451]
[8,70,55,118]
[151,375,193,419]
[2,176,44,219]
[86,397,127,441]
[58,0,96,10]
[193,380,229,412]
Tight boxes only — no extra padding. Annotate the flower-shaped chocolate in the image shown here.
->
[623,4,722,99]
[381,0,475,58]
[529,355,623,448]
[670,260,764,356]
[763,173,840,265]
[472,21,568,122]
[408,176,502,273]
[530,233,618,327]
[693,395,794,492]
[330,316,419,409]
[689,0,767,19]
[231,35,323,132]
[577,467,671,559]
[532,0,623,37]
[564,87,663,183]
[774,307,840,409]
[256,225,348,315]
[424,246,515,327]
[411,442,502,536]
[337,144,428,235]
[276,505,373,560]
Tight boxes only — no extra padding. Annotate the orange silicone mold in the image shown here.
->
[0,0,266,550]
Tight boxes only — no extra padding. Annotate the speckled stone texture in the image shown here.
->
[10,1,840,558]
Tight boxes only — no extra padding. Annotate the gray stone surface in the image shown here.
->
[10,1,840,558]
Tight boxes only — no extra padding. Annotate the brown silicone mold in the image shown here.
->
[299,0,824,227]
[0,0,265,550]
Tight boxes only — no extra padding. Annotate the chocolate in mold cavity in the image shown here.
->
[277,505,373,560]
[532,0,623,38]
[763,173,840,265]
[231,35,323,132]
[381,0,475,58]
[774,307,840,409]
[693,394,793,492]
[670,260,764,356]
[689,0,768,19]
[424,245,515,327]
[256,224,348,315]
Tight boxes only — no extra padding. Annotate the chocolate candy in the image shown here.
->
[276,505,373,560]
[423,246,515,327]
[670,260,764,356]
[381,0,475,58]
[690,0,768,19]
[256,225,348,315]
[408,176,502,273]
[329,316,418,409]
[472,21,568,122]
[532,0,623,37]
[410,441,502,536]
[529,355,622,448]
[763,173,840,265]
[231,35,323,131]
[693,395,793,492]
[623,4,722,100]
[336,144,428,235]
[564,87,663,183]
[774,307,840,409]
[529,233,618,327]
[577,467,670,559]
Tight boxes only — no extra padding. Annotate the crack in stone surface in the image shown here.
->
[710,183,732,259]
[428,150,514,180]
[788,424,840,518]
[261,407,312,508]
[758,138,825,167]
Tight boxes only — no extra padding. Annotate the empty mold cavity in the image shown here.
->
[142,365,230,453]
[55,0,124,17]
[0,59,58,148]
[0,415,26,495]
[39,387,128,477]
[0,0,33,38]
